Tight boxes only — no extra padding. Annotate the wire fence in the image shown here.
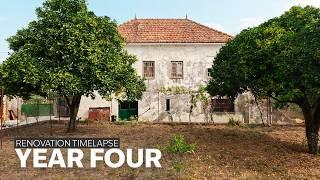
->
[0,91,71,149]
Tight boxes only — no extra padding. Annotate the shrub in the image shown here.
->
[162,134,195,179]
[163,134,196,154]
[129,116,138,121]
[228,117,244,127]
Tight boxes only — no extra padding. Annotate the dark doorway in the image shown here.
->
[166,99,170,112]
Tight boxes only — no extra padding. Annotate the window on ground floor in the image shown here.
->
[207,68,212,78]
[211,98,235,112]
[166,99,171,111]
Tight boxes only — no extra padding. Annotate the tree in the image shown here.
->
[0,0,145,131]
[207,6,320,154]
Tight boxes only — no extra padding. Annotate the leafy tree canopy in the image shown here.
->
[0,0,145,130]
[207,6,320,154]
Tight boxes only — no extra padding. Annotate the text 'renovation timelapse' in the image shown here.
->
[15,138,120,149]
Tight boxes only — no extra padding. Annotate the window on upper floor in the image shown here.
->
[143,61,155,79]
[171,61,183,79]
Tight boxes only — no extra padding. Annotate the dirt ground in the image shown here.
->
[0,121,319,179]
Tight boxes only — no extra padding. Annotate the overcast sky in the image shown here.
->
[0,0,319,62]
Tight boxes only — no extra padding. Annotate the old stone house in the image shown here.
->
[69,18,246,123]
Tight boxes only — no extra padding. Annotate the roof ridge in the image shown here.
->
[132,18,187,20]
[186,19,233,38]
[119,18,189,26]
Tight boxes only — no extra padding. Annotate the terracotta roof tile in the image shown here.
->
[118,18,232,43]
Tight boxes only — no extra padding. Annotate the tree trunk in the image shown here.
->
[302,105,319,154]
[305,120,319,154]
[65,95,82,132]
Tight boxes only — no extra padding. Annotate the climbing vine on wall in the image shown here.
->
[159,85,213,123]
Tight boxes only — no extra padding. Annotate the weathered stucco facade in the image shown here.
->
[127,43,241,122]
[77,43,242,122]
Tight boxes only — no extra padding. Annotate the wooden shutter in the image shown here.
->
[177,62,183,78]
[171,61,183,79]
[172,62,177,78]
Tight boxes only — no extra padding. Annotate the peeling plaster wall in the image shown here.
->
[236,92,296,124]
[1,96,23,121]
[138,91,243,123]
[77,92,118,120]
[78,43,237,122]
[125,43,243,123]
[127,43,222,90]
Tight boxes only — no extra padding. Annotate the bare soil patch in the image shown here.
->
[0,121,319,179]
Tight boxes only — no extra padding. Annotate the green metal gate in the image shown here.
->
[118,101,138,120]
[21,104,53,117]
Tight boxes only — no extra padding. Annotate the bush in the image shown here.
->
[163,134,196,154]
[162,134,195,179]
[228,117,244,127]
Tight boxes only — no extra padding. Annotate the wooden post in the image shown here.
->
[37,101,39,124]
[58,99,61,122]
[268,97,272,125]
[16,98,19,129]
[266,98,269,125]
[0,87,3,149]
[49,91,52,136]
[110,98,113,122]
[270,98,272,124]
[158,91,160,118]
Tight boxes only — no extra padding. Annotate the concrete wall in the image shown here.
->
[77,93,118,120]
[1,96,23,121]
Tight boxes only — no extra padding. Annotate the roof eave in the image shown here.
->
[124,42,227,45]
